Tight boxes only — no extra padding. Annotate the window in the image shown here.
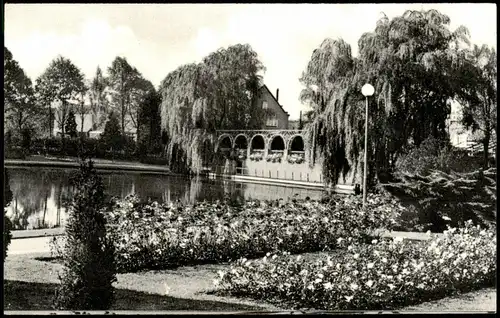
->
[262,101,268,109]
[266,113,278,127]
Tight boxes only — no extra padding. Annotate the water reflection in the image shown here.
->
[5,167,323,230]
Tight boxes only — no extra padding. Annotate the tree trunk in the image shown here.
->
[483,132,490,169]
[48,107,53,137]
[122,96,125,136]
[81,111,85,135]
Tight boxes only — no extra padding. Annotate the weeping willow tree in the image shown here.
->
[300,9,474,186]
[159,44,266,174]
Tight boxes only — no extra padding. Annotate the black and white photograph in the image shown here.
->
[3,3,497,314]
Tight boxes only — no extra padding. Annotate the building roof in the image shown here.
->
[260,85,290,117]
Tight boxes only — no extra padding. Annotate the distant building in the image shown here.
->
[50,98,137,140]
[288,111,309,130]
[254,85,289,130]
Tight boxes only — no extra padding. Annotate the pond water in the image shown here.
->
[5,166,324,230]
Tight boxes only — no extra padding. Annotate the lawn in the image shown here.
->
[3,252,276,312]
[3,280,262,311]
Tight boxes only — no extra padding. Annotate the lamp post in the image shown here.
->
[361,83,374,208]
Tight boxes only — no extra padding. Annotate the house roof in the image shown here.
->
[260,85,290,117]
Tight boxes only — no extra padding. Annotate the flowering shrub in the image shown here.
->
[215,221,496,310]
[266,152,283,163]
[249,151,264,161]
[103,193,403,272]
[287,153,305,164]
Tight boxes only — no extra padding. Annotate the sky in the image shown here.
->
[4,3,497,120]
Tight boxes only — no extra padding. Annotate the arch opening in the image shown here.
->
[218,136,232,151]
[234,135,248,149]
[290,135,305,152]
[250,135,265,151]
[270,135,285,152]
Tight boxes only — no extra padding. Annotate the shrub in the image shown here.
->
[395,136,482,176]
[3,169,13,260]
[216,221,496,310]
[53,159,116,310]
[379,168,496,233]
[104,193,404,272]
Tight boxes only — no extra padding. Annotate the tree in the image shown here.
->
[137,89,162,154]
[74,86,92,136]
[458,45,497,168]
[106,57,142,136]
[101,112,123,155]
[88,66,109,131]
[3,169,13,261]
[159,44,266,173]
[4,47,39,146]
[35,56,86,141]
[128,76,155,134]
[54,159,116,310]
[65,108,78,138]
[299,9,474,185]
[197,44,267,130]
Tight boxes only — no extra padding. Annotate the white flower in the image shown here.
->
[367,262,375,269]
[347,245,353,251]
[371,239,378,244]
[307,284,315,290]
[324,282,333,290]
[442,216,451,221]
[164,282,171,295]
[350,283,359,290]
[366,280,374,288]
[417,283,425,289]
[315,278,322,284]
[382,257,388,263]
[388,284,396,290]
[345,295,354,302]
[353,253,360,259]
[318,273,324,279]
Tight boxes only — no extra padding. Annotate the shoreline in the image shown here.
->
[5,157,338,191]
[5,158,173,174]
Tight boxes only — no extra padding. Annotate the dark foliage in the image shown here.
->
[65,109,78,138]
[54,159,116,310]
[101,112,123,153]
[3,169,13,260]
[378,168,496,233]
[395,136,484,176]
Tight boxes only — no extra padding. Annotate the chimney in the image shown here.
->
[276,88,279,103]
